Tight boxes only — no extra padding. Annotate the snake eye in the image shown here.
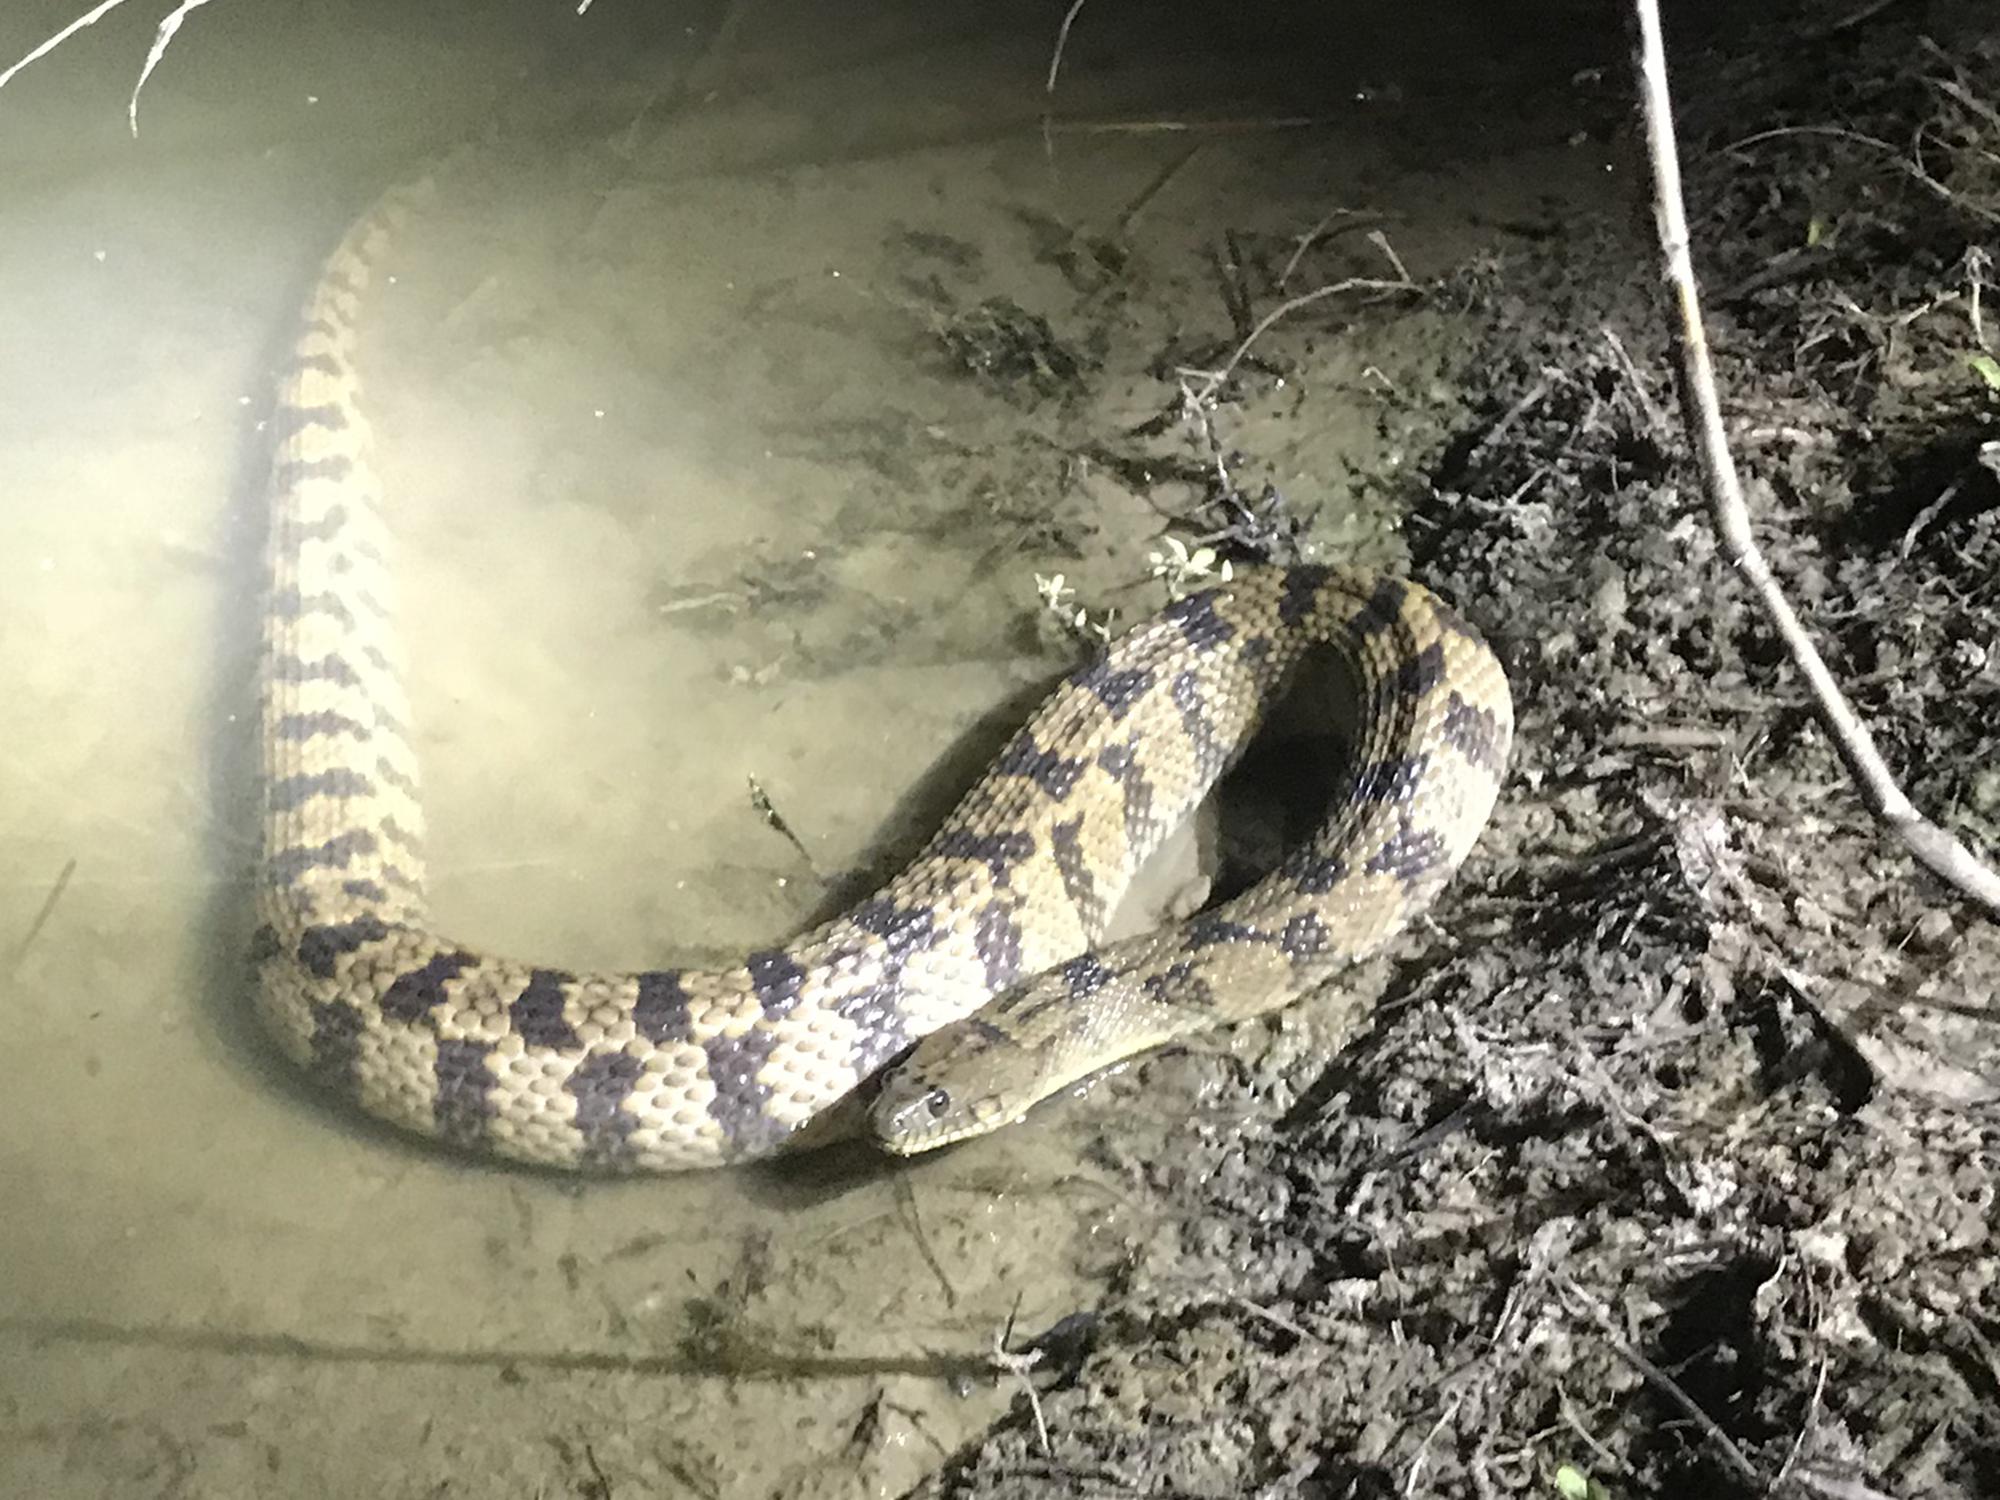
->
[921,1086,951,1120]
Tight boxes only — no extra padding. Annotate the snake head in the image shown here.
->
[868,1022,1042,1155]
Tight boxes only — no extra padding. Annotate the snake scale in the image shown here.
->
[252,179,1513,1171]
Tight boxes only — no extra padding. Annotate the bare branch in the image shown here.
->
[1632,0,2000,920]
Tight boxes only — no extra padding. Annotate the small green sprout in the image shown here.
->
[1552,1463,1612,1500]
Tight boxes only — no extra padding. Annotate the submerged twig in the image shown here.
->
[746,776,818,879]
[7,858,78,982]
[1045,0,1087,95]
[1182,268,1419,398]
[0,0,133,94]
[1633,0,2000,919]
[0,0,214,136]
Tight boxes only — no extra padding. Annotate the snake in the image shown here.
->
[251,178,1514,1172]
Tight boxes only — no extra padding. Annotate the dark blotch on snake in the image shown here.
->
[703,1027,788,1155]
[432,1037,495,1147]
[1185,915,1265,949]
[1162,590,1235,650]
[1062,953,1115,997]
[289,351,347,381]
[273,709,369,743]
[268,767,375,813]
[1396,641,1450,699]
[850,899,939,956]
[1072,657,1157,721]
[1353,752,1432,807]
[1366,819,1452,887]
[569,1050,646,1165]
[1353,576,1410,640]
[268,651,363,689]
[1097,743,1160,847]
[268,585,356,627]
[633,971,694,1045]
[996,731,1085,800]
[1441,693,1509,773]
[1170,671,1224,773]
[1048,816,1105,935]
[1142,961,1214,1010]
[932,828,1036,884]
[268,834,377,891]
[833,980,916,1075]
[308,997,366,1092]
[377,816,422,854]
[510,969,580,1050]
[269,403,350,443]
[380,950,470,1025]
[271,453,355,490]
[1285,847,1350,896]
[1281,912,1330,959]
[973,899,1025,991]
[319,267,363,302]
[1277,567,1330,626]
[748,949,807,1020]
[373,756,417,798]
[296,914,389,979]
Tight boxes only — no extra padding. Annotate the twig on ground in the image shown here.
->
[1458,372,1555,475]
[1556,1275,1764,1486]
[1633,0,2000,920]
[1554,1387,1630,1481]
[1722,123,2000,229]
[1601,326,1669,439]
[1180,269,1419,398]
[990,1315,1052,1457]
[1226,1295,1322,1345]
[1368,228,1412,284]
[1279,206,1380,288]
[1774,1351,1831,1492]
[1898,469,1971,558]
[1813,0,1901,35]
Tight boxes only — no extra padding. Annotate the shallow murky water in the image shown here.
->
[0,0,1615,1492]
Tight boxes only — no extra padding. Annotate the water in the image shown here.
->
[0,0,1616,1491]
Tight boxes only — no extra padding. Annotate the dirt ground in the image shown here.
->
[919,5,2000,1498]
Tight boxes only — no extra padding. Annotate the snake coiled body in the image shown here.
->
[253,182,1513,1171]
